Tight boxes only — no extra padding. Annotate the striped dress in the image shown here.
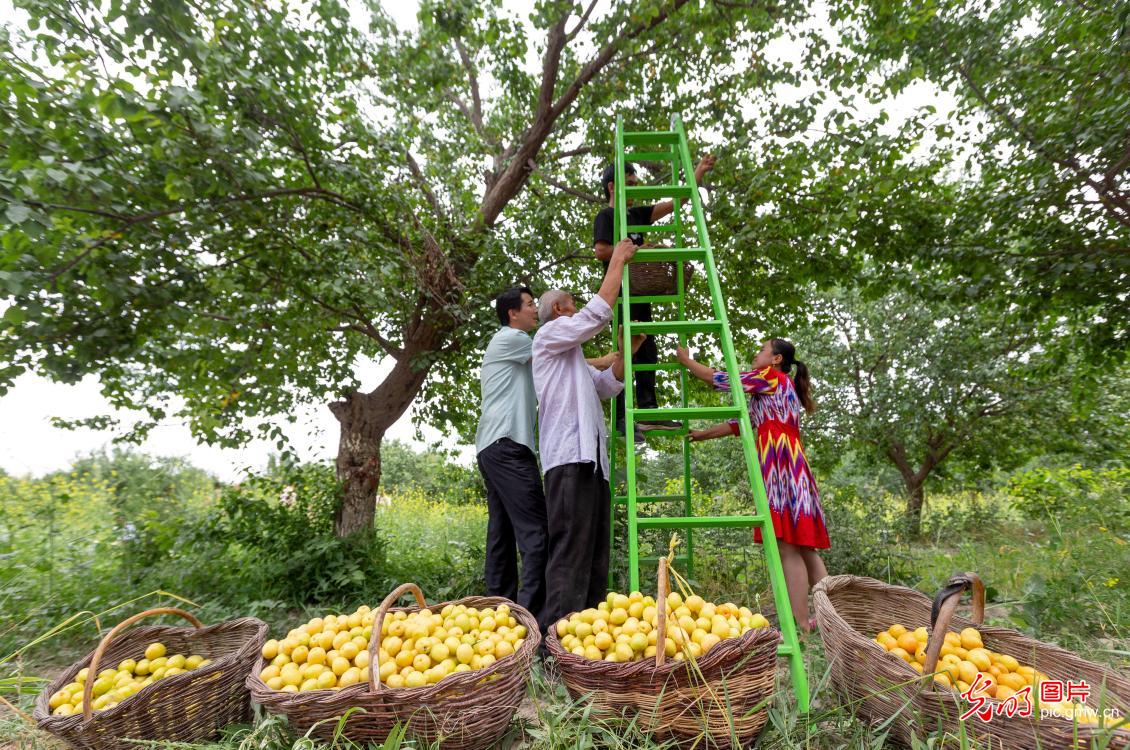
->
[713,366,830,549]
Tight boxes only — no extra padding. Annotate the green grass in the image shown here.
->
[377,488,488,601]
[1,462,1127,749]
[7,637,1126,749]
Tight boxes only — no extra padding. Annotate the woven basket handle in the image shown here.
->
[923,572,985,676]
[655,557,670,667]
[369,583,427,692]
[81,607,204,721]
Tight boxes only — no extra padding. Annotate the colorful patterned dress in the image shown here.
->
[713,366,830,549]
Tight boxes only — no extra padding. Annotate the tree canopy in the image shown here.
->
[2,0,1126,535]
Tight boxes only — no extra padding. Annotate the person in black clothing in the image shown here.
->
[592,156,716,442]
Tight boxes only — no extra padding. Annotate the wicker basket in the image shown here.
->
[628,261,695,296]
[247,584,540,750]
[814,573,1130,749]
[33,607,268,750]
[546,558,779,749]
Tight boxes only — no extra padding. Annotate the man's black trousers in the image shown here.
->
[476,438,549,630]
[543,461,611,630]
[614,301,658,425]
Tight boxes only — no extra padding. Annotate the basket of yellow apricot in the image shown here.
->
[246,583,540,750]
[814,573,1130,750]
[545,558,779,750]
[33,607,268,750]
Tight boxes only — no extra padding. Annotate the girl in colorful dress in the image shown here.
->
[675,338,829,632]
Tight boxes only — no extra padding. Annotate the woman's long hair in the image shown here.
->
[769,338,814,414]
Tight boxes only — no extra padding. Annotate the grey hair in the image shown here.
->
[538,289,572,322]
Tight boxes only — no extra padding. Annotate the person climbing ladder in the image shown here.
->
[593,156,714,442]
[676,338,830,632]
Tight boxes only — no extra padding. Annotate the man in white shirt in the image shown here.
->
[533,237,638,629]
[475,286,548,629]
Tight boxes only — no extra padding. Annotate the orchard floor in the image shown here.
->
[2,623,1127,750]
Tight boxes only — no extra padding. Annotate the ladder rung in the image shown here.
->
[632,406,741,421]
[636,515,766,529]
[625,294,682,304]
[641,555,689,565]
[625,185,693,200]
[625,224,677,234]
[630,248,706,262]
[630,320,721,336]
[777,644,794,656]
[628,363,684,372]
[625,151,674,162]
[622,130,679,146]
[614,494,685,505]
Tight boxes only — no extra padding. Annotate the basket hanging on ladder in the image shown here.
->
[247,584,540,750]
[627,260,694,296]
[33,608,268,750]
[814,573,1130,749]
[546,558,778,750]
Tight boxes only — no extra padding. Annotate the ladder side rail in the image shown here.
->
[673,114,810,712]
[669,135,695,580]
[615,116,642,591]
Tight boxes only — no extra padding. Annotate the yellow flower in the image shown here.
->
[1106,578,1119,588]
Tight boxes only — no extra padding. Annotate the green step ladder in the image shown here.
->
[607,114,810,712]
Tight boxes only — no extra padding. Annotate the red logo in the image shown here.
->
[959,673,1033,722]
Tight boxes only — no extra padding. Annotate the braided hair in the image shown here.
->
[769,338,814,414]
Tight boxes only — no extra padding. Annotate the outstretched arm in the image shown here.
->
[676,346,716,385]
[651,154,716,221]
[688,423,733,442]
[587,333,647,371]
[598,238,638,309]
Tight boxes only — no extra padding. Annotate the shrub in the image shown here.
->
[1004,465,1129,638]
[202,463,387,607]
[1008,465,1130,533]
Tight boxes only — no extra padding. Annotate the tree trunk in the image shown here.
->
[904,475,926,537]
[330,391,385,538]
[329,330,439,537]
[886,441,930,537]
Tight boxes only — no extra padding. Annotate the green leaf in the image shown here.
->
[5,204,31,224]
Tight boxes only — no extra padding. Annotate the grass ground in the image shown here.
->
[2,579,1126,750]
[2,467,1126,749]
[3,632,1127,750]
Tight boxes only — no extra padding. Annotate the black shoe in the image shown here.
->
[637,419,683,431]
[616,422,646,444]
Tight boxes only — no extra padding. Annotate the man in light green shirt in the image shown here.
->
[475,286,549,630]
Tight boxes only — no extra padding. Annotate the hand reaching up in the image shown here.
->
[695,153,716,180]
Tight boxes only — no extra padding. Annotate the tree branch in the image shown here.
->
[565,0,600,42]
[516,250,590,286]
[536,14,570,124]
[335,323,403,358]
[527,159,603,203]
[452,36,486,138]
[444,89,483,140]
[548,0,692,124]
[548,146,595,160]
[18,199,127,221]
[478,0,691,227]
[947,50,1130,227]
[404,151,447,221]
